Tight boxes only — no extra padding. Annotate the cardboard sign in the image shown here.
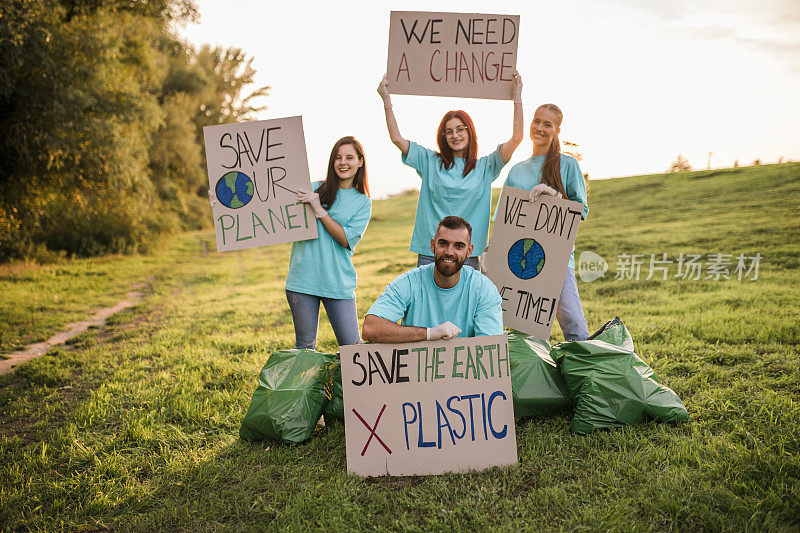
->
[340,335,517,477]
[203,116,317,252]
[485,187,584,338]
[387,11,520,100]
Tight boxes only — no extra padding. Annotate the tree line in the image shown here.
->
[0,0,268,261]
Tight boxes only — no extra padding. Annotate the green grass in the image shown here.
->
[1,163,799,531]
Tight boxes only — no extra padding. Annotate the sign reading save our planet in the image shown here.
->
[340,335,517,476]
[485,186,585,339]
[203,116,318,252]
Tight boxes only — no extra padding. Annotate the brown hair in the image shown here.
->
[317,136,370,209]
[436,110,478,178]
[436,215,472,241]
[536,104,567,198]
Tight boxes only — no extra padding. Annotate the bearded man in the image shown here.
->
[362,216,503,342]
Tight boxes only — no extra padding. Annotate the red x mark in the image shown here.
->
[352,404,392,456]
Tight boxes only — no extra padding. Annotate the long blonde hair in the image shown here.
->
[537,104,567,197]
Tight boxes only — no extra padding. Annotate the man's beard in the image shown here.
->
[434,253,464,277]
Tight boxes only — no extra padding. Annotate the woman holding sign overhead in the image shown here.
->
[377,71,524,269]
[500,103,590,340]
[284,136,372,349]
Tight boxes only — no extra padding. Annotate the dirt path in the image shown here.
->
[0,284,147,375]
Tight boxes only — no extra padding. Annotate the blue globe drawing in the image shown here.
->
[507,238,546,279]
[215,171,254,209]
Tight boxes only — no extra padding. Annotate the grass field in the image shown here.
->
[1,163,799,531]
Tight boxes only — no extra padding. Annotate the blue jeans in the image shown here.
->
[285,290,361,349]
[558,268,590,341]
[417,254,480,270]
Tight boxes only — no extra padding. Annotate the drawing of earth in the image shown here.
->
[215,171,254,209]
[507,238,546,279]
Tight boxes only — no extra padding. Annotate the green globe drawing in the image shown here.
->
[507,238,546,279]
[215,171,254,209]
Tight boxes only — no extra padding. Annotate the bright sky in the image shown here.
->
[179,0,800,198]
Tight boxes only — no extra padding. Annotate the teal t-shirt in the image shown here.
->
[403,142,506,257]
[366,263,503,337]
[285,182,372,299]
[501,154,589,269]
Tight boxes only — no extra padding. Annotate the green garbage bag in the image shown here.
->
[240,349,338,443]
[508,330,571,417]
[323,362,344,422]
[551,318,690,435]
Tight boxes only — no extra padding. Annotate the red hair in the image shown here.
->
[436,110,478,177]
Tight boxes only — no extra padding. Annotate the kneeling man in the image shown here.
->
[362,216,503,342]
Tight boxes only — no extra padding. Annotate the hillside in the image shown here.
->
[1,163,798,530]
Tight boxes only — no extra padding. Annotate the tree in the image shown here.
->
[0,0,270,260]
[149,40,270,230]
[669,154,691,172]
[190,45,270,132]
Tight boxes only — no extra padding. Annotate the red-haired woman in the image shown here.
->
[285,136,372,349]
[501,104,590,340]
[377,72,524,268]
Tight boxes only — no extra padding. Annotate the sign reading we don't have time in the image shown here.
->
[485,186,585,339]
[203,116,318,252]
[340,335,517,477]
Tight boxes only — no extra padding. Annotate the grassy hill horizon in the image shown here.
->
[1,162,798,530]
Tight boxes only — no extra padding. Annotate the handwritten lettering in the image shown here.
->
[401,391,509,450]
[216,201,310,246]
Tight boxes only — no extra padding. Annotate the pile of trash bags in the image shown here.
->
[240,318,689,443]
[514,318,690,434]
[239,349,343,444]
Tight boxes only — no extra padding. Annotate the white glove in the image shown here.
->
[427,321,461,341]
[297,190,327,219]
[377,74,392,107]
[208,189,217,210]
[529,183,558,202]
[511,69,523,104]
[479,251,488,274]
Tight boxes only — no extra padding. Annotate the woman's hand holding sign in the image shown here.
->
[511,69,523,104]
[528,183,561,202]
[499,69,524,163]
[297,190,328,219]
[377,74,410,156]
[377,74,391,106]
[296,188,353,248]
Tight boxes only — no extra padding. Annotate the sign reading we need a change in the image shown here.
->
[387,11,520,100]
[340,335,517,477]
[203,116,317,252]
[485,187,585,339]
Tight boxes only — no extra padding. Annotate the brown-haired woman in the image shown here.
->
[377,72,524,269]
[285,136,372,349]
[500,104,590,340]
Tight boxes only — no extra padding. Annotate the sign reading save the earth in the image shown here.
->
[340,335,517,477]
